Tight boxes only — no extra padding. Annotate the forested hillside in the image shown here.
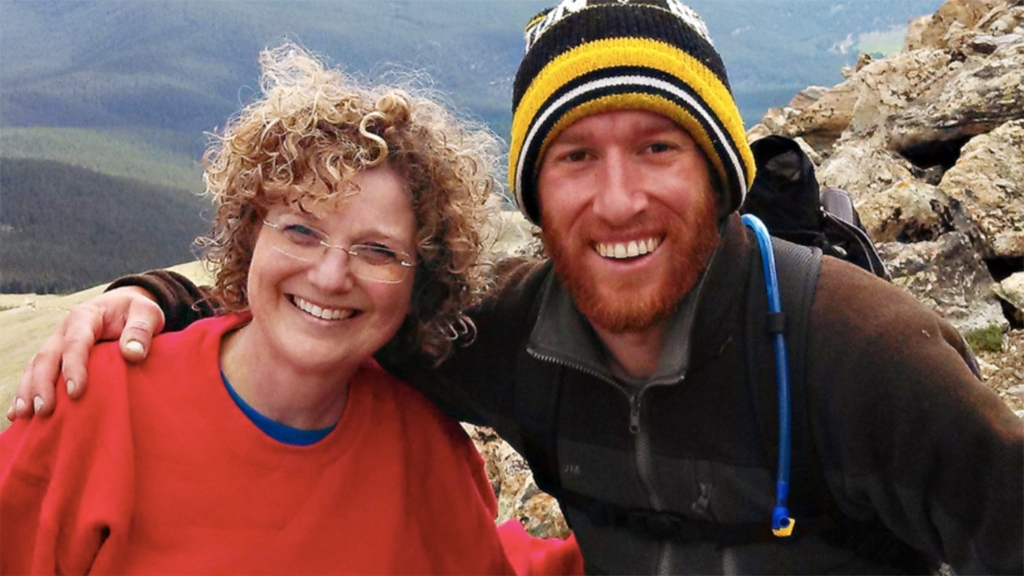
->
[0,159,209,293]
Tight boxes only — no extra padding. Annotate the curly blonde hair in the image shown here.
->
[198,43,499,362]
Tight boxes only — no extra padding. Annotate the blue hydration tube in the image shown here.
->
[741,214,795,537]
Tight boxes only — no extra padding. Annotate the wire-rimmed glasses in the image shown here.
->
[262,219,415,284]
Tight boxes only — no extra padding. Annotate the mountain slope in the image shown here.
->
[0,159,209,293]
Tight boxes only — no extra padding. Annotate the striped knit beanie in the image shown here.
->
[510,0,755,225]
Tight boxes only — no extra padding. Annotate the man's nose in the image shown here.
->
[591,153,648,224]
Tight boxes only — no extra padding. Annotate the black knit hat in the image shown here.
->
[510,0,755,225]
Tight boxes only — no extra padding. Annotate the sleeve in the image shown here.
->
[106,269,219,332]
[497,521,583,576]
[809,259,1024,574]
[0,347,136,573]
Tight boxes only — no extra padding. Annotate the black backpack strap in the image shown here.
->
[771,238,836,524]
[743,228,836,532]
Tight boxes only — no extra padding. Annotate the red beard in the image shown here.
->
[542,198,720,334]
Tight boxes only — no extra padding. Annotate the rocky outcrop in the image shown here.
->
[751,0,1024,340]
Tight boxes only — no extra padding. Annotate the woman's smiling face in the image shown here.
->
[245,166,418,375]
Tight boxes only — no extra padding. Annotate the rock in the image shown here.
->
[463,424,570,538]
[905,0,1005,51]
[847,50,953,136]
[877,232,1008,334]
[936,119,1024,258]
[817,134,918,199]
[788,86,830,110]
[886,37,1024,164]
[783,77,859,151]
[905,13,937,52]
[856,179,954,242]
[994,272,1024,324]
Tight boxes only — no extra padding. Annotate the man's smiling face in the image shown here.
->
[537,109,720,333]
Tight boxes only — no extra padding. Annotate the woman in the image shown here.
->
[0,44,579,574]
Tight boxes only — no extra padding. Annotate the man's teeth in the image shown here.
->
[294,297,352,320]
[596,238,659,259]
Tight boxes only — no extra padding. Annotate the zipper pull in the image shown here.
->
[629,393,641,434]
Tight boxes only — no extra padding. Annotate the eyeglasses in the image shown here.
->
[262,219,415,284]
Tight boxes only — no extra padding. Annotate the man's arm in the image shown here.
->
[11,270,215,419]
[809,259,1024,574]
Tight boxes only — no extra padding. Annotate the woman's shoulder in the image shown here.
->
[352,359,471,443]
[144,313,249,361]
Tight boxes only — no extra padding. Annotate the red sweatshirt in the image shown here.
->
[0,314,580,575]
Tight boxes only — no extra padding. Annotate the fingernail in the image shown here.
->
[15,398,26,413]
[66,380,77,395]
[33,396,44,413]
[126,340,145,355]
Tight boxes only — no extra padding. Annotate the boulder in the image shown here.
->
[994,272,1024,324]
[847,49,953,136]
[877,232,1008,334]
[817,133,918,200]
[937,118,1024,258]
[904,0,1006,51]
[886,37,1024,164]
[856,179,954,242]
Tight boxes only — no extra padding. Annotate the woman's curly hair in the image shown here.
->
[197,43,500,362]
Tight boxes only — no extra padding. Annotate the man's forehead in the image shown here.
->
[556,110,689,140]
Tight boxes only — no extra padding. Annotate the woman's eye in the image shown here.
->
[282,224,324,246]
[355,244,399,265]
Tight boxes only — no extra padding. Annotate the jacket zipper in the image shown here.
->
[632,380,683,575]
[527,346,682,574]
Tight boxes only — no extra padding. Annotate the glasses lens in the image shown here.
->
[265,221,325,261]
[350,245,409,284]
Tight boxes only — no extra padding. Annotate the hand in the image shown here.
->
[9,286,165,420]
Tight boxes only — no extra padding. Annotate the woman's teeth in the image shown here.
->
[293,296,352,320]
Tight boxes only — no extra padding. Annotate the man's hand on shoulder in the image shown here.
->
[8,286,165,420]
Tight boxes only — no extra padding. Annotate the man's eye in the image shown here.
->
[563,150,590,162]
[647,142,674,154]
[282,224,324,246]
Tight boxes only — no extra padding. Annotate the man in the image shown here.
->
[11,1,1023,573]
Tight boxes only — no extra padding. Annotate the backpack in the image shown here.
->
[739,135,890,281]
